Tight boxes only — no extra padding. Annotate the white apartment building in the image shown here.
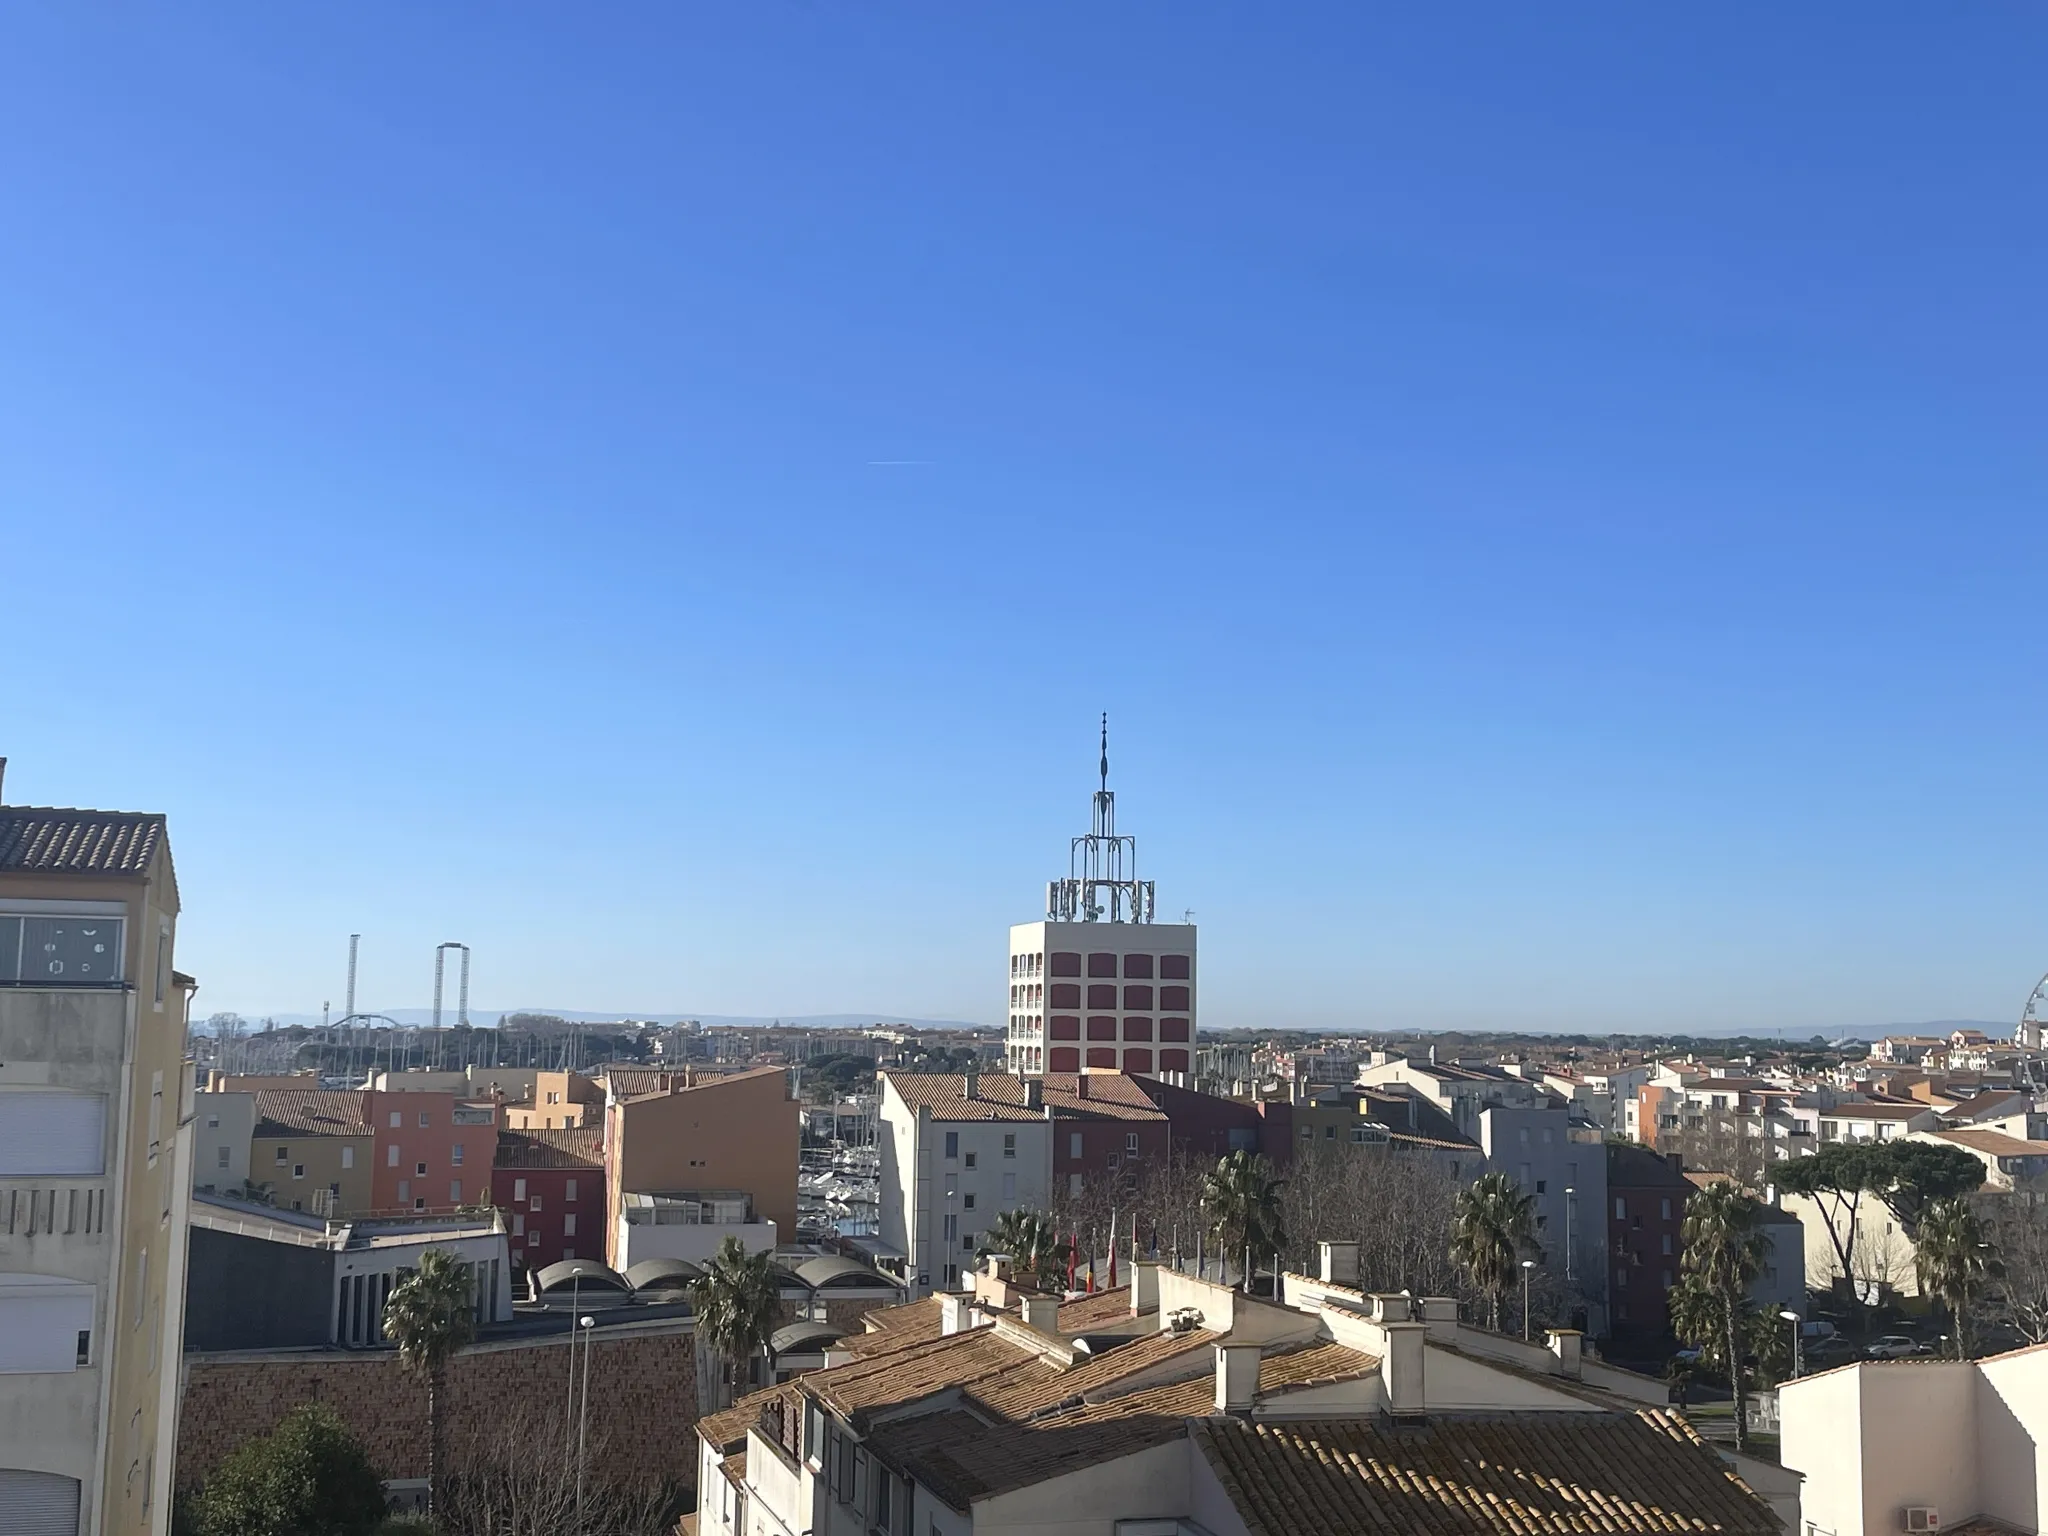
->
[876,1073,1051,1295]
[1007,725,1196,1078]
[0,789,195,1536]
[1783,1347,2048,1536]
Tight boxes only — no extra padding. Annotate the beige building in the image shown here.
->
[1783,1346,2048,1536]
[248,1091,374,1216]
[604,1066,797,1268]
[501,1069,601,1130]
[189,1093,253,1198]
[0,786,195,1536]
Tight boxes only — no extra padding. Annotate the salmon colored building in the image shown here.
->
[363,1088,496,1215]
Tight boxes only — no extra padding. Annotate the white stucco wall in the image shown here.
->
[1975,1351,2048,1531]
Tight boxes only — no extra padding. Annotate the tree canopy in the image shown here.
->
[186,1403,388,1536]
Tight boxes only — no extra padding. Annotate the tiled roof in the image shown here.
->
[698,1384,791,1453]
[252,1089,369,1138]
[495,1127,604,1169]
[0,807,165,875]
[1036,1073,1170,1123]
[1053,1339,1380,1420]
[1192,1410,1778,1536]
[1823,1102,1933,1120]
[841,1297,946,1357]
[969,1326,1215,1418]
[864,1404,1188,1512]
[802,1327,1027,1428]
[1929,1128,2048,1157]
[881,1073,1051,1124]
[1056,1287,1136,1330]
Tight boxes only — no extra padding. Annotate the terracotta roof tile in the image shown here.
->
[0,807,165,875]
[864,1404,1190,1511]
[493,1126,603,1169]
[882,1074,1048,1123]
[1929,1128,2048,1156]
[1056,1287,1136,1329]
[252,1089,370,1138]
[697,1384,792,1454]
[840,1297,946,1356]
[969,1327,1216,1418]
[1192,1411,1778,1536]
[802,1327,1027,1427]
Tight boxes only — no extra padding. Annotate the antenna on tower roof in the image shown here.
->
[1099,712,1110,794]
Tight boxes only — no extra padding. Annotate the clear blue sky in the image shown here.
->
[4,6,2044,1034]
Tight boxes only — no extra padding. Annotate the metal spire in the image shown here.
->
[1100,713,1109,794]
[1047,716,1156,924]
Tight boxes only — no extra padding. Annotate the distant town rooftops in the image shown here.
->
[0,805,166,875]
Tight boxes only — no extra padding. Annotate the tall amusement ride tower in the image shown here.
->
[1005,719,1196,1078]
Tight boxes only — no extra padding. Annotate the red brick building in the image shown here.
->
[1606,1142,1691,1342]
[493,1126,605,1275]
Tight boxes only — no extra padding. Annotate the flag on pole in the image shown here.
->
[1067,1232,1078,1292]
[1108,1209,1118,1288]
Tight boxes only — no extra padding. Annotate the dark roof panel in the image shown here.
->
[0,807,165,875]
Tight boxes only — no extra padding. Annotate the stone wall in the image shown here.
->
[178,1325,699,1492]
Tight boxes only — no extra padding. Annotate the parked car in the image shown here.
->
[1799,1320,1837,1342]
[1865,1335,1929,1359]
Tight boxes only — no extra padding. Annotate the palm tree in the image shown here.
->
[689,1235,784,1409]
[382,1247,477,1522]
[1915,1197,2002,1359]
[1200,1150,1286,1293]
[1675,1178,1767,1452]
[977,1209,1072,1291]
[1451,1172,1537,1331]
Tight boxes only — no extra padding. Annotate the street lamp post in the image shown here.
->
[1521,1259,1537,1342]
[564,1266,585,1473]
[576,1314,595,1532]
[1781,1309,1803,1379]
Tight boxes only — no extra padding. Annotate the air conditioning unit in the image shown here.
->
[1904,1508,1941,1532]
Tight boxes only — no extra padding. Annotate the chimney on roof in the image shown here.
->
[0,756,7,801]
[1025,1078,1043,1111]
[1020,1295,1059,1332]
[1215,1342,1259,1414]
[1318,1241,1359,1286]
[1428,1044,1438,1066]
[1075,1073,1089,1100]
[964,1069,979,1101]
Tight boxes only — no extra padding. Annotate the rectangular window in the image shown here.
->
[0,1281,95,1371]
[276,1146,289,1165]
[341,1146,354,1169]
[1003,1172,1017,1200]
[216,1145,230,1169]
[293,1165,305,1180]
[416,1161,427,1176]
[415,1197,425,1211]
[0,911,125,985]
[514,1178,528,1201]
[1069,1132,1083,1159]
[942,1213,957,1241]
[156,917,173,1008]
[964,1151,977,1169]
[944,1131,959,1159]
[135,1249,148,1329]
[419,1112,431,1129]
[1003,1134,1015,1159]
[963,1194,975,1211]
[1535,1180,1547,1194]
[563,1213,576,1236]
[527,1229,539,1245]
[206,1114,219,1129]
[1660,1197,1672,1220]
[1614,1197,1626,1220]
[451,1143,464,1166]
[514,1213,525,1236]
[398,1180,410,1202]
[1069,1173,1082,1196]
[1661,1234,1673,1256]
[566,1179,577,1201]
[530,1195,543,1212]
[450,1181,462,1203]
[387,1145,399,1167]
[390,1111,402,1129]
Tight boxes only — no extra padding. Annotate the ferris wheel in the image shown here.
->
[2019,972,2048,1051]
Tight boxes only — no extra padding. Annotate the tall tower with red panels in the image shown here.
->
[1005,720,1196,1078]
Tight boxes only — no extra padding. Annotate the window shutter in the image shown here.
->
[0,1092,106,1175]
